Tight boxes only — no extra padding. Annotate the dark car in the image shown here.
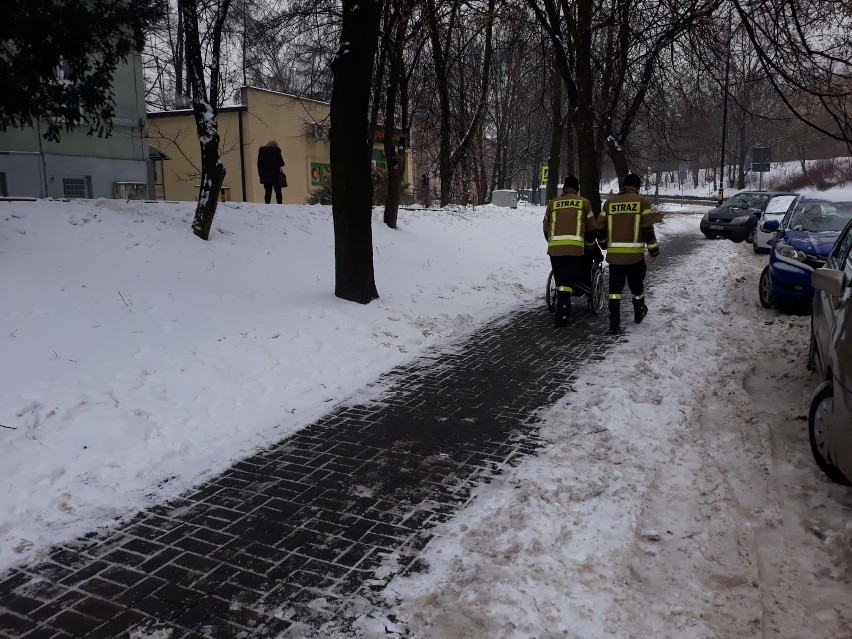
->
[807,217,852,484]
[758,196,852,309]
[700,191,797,243]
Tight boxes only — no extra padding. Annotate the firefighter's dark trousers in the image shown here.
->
[608,259,647,330]
[550,254,585,295]
[550,254,584,323]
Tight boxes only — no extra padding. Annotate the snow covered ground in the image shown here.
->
[356,213,852,639]
[3,192,852,638]
[352,209,852,639]
[0,198,548,572]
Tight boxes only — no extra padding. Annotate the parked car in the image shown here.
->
[752,193,798,253]
[758,196,852,309]
[807,217,852,484]
[700,191,797,243]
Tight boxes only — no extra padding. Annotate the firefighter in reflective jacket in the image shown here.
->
[596,173,660,334]
[543,175,601,326]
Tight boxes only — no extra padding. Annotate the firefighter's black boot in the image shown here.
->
[554,292,571,326]
[633,299,648,324]
[608,299,621,334]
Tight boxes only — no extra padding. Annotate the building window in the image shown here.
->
[0,173,7,197]
[63,176,92,199]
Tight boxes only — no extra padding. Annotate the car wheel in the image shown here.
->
[546,271,557,313]
[746,228,756,244]
[758,265,774,309]
[703,232,717,239]
[808,382,852,485]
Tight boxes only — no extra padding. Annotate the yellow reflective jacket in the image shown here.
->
[543,189,597,257]
[596,186,659,265]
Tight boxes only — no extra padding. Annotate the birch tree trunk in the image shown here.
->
[180,0,231,241]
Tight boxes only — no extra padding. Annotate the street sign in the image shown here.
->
[541,165,549,183]
[678,162,688,184]
[751,147,771,172]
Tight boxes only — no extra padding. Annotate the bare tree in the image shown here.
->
[485,7,550,197]
[145,0,245,111]
[425,0,497,206]
[527,0,721,212]
[734,0,852,149]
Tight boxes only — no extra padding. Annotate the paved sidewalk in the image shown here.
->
[0,236,697,639]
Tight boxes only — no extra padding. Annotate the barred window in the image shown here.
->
[63,176,92,199]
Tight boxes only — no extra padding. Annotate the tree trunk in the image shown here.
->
[368,0,391,158]
[180,0,231,241]
[426,0,453,206]
[382,78,401,228]
[606,139,630,184]
[331,0,380,303]
[477,136,488,205]
[191,101,226,240]
[174,9,186,108]
[546,60,563,202]
[383,6,410,229]
[489,142,502,196]
[575,0,601,214]
[563,123,575,177]
[737,123,747,189]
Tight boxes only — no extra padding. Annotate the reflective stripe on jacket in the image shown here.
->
[543,189,596,257]
[596,186,659,265]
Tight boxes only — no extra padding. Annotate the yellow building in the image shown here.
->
[147,86,412,204]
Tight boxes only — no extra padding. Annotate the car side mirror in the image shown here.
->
[812,268,846,297]
[761,219,780,233]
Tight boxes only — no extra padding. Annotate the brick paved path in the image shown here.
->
[0,236,698,639]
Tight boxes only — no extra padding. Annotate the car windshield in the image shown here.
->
[764,195,796,214]
[720,193,770,210]
[788,201,852,232]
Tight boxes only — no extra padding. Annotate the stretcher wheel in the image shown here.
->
[546,270,557,312]
[588,263,607,314]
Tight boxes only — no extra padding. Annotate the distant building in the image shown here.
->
[147,86,413,205]
[0,53,149,200]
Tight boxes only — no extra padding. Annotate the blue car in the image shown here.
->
[758,196,852,309]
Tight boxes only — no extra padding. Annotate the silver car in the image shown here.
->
[753,193,798,254]
[808,217,852,484]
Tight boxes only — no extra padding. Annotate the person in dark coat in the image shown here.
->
[257,140,285,204]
